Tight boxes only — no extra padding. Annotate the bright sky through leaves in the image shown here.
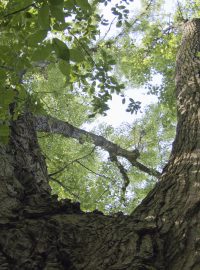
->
[89,0,176,128]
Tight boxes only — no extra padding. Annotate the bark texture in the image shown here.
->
[0,19,200,270]
[132,19,200,269]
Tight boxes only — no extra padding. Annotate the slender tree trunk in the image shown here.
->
[0,19,200,269]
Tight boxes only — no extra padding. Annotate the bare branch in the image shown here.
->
[133,161,161,178]
[109,154,130,193]
[50,176,80,199]
[49,147,96,177]
[101,17,116,41]
[76,160,114,182]
[34,114,161,178]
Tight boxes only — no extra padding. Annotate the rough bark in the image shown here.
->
[132,19,200,269]
[0,19,200,270]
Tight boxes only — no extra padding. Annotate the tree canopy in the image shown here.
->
[0,0,199,214]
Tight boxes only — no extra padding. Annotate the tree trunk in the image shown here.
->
[0,19,200,270]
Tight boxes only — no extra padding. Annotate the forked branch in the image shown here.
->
[34,115,161,179]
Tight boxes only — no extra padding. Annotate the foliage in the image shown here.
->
[91,102,176,213]
[0,0,131,142]
[0,0,199,213]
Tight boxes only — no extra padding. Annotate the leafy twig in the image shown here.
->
[68,30,96,66]
[114,0,153,41]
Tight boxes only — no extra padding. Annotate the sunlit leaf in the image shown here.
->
[76,0,91,11]
[50,5,64,22]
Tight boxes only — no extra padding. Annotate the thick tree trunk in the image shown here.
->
[0,19,200,269]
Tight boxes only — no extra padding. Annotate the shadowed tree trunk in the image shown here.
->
[0,19,200,269]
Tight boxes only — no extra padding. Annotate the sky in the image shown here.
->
[86,0,176,128]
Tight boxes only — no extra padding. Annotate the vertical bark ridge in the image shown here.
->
[131,19,200,270]
[9,113,51,195]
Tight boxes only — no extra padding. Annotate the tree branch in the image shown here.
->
[33,114,161,178]
[49,147,96,177]
[75,160,115,182]
[3,3,36,18]
[101,17,116,41]
[50,176,80,199]
[109,153,130,202]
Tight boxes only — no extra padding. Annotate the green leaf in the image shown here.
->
[59,60,71,77]
[64,0,74,10]
[31,43,52,61]
[70,48,85,63]
[53,38,70,61]
[28,30,47,47]
[76,0,91,11]
[0,89,16,107]
[108,59,116,65]
[0,124,9,144]
[53,22,70,31]
[116,20,122,28]
[125,20,131,27]
[6,0,33,14]
[0,70,7,82]
[38,5,50,30]
[48,0,64,5]
[50,5,64,22]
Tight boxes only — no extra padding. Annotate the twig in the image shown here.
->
[0,65,14,71]
[49,147,96,177]
[50,176,80,199]
[101,17,116,41]
[132,160,161,178]
[3,3,36,18]
[176,1,186,21]
[114,0,153,41]
[68,30,96,66]
[109,153,130,202]
[76,160,114,182]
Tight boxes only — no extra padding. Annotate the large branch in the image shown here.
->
[34,115,161,178]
